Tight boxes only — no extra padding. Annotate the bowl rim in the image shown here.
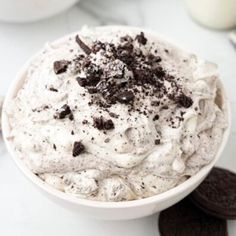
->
[1,25,232,209]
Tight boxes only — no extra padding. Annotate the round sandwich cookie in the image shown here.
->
[158,198,228,236]
[190,167,236,220]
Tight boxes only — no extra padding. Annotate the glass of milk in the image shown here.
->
[185,0,236,29]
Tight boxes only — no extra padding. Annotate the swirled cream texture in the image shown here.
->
[6,27,228,201]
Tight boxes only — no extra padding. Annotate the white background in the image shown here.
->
[0,0,235,235]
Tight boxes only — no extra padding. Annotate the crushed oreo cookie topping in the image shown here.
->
[51,31,196,136]
[70,32,192,116]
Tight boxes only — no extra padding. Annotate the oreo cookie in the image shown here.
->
[159,198,227,236]
[190,167,236,220]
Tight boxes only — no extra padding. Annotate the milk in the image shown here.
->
[185,0,236,29]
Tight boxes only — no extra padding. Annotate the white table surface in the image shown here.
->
[0,0,235,235]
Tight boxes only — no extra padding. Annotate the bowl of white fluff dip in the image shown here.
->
[0,0,79,23]
[1,26,231,220]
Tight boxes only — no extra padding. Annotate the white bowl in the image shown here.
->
[0,0,79,23]
[1,26,231,220]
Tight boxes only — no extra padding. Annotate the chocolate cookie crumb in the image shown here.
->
[104,119,114,130]
[75,35,92,55]
[135,32,147,45]
[155,139,160,145]
[93,116,115,130]
[54,104,72,119]
[177,94,193,108]
[76,77,88,87]
[87,87,97,94]
[72,141,85,157]
[151,101,160,106]
[49,87,58,92]
[82,120,88,125]
[162,105,169,110]
[104,138,110,143]
[68,113,74,121]
[109,112,119,118]
[53,60,70,74]
[153,114,159,121]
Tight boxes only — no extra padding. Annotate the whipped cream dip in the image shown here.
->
[6,27,228,201]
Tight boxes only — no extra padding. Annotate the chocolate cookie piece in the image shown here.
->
[75,35,92,55]
[54,104,72,120]
[190,167,236,220]
[93,116,114,130]
[159,199,227,236]
[72,141,85,157]
[135,32,147,45]
[177,93,193,108]
[53,60,70,74]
